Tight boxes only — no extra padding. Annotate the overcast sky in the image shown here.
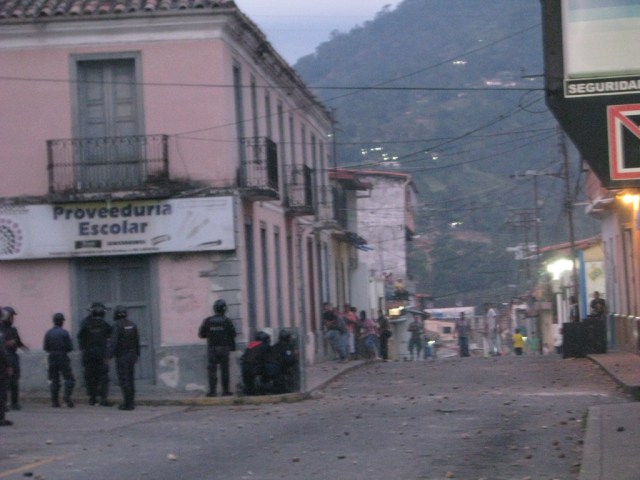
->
[235,0,401,65]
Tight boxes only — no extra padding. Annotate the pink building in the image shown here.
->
[0,0,354,392]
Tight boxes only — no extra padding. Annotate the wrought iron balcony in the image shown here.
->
[47,134,169,195]
[239,137,279,200]
[284,164,314,216]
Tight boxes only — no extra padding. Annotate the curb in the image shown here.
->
[587,354,640,401]
[20,361,369,408]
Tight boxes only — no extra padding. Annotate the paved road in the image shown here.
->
[0,355,632,480]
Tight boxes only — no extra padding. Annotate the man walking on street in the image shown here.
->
[109,306,140,410]
[198,299,237,397]
[43,313,75,408]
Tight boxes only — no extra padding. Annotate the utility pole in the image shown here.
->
[558,127,580,298]
[509,171,545,286]
[506,208,537,282]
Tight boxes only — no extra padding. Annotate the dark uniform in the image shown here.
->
[377,312,392,361]
[109,306,140,411]
[0,307,26,410]
[43,313,75,408]
[77,302,113,406]
[264,330,298,394]
[240,332,271,395]
[198,299,236,397]
[0,330,12,426]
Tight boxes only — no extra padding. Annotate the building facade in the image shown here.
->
[583,169,640,354]
[0,0,347,391]
[347,170,417,316]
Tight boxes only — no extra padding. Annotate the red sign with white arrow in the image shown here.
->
[608,104,640,180]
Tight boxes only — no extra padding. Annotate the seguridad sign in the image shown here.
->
[541,0,640,188]
[0,197,235,260]
[565,75,640,98]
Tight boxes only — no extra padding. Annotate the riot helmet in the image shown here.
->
[114,305,127,320]
[89,302,106,319]
[278,329,292,343]
[53,313,65,326]
[213,299,227,315]
[2,306,16,325]
[255,330,271,344]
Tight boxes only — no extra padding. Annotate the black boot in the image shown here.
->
[51,395,60,408]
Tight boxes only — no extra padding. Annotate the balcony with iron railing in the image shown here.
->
[238,136,279,201]
[47,134,169,196]
[284,164,314,216]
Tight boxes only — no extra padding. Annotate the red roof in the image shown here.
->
[0,0,234,20]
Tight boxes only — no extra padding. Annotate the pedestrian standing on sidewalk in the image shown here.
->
[43,313,75,408]
[589,291,606,319]
[109,306,140,410]
[323,302,347,361]
[553,329,563,355]
[77,302,114,407]
[483,303,499,356]
[0,306,29,411]
[198,299,237,397]
[360,310,380,360]
[407,314,423,361]
[527,331,540,355]
[377,310,392,361]
[0,327,13,426]
[454,311,471,357]
[569,296,580,323]
[512,328,524,356]
[342,305,358,360]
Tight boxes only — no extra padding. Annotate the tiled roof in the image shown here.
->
[0,0,234,20]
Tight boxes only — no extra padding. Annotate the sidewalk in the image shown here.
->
[21,358,367,407]
[581,352,640,480]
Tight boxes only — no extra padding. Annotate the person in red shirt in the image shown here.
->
[342,304,358,360]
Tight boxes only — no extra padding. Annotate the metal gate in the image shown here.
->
[75,255,154,381]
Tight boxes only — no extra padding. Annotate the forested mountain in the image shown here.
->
[293,0,600,307]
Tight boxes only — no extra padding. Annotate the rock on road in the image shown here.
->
[0,355,631,480]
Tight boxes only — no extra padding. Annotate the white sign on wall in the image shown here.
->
[562,1,640,80]
[0,197,235,260]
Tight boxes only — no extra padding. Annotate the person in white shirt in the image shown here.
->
[483,303,499,356]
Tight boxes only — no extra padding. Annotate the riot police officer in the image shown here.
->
[77,302,113,406]
[109,306,140,411]
[43,313,75,408]
[0,306,28,410]
[198,299,237,397]
[241,330,271,395]
[0,327,12,426]
[267,330,298,394]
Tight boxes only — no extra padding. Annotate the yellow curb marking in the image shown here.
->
[0,455,67,478]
